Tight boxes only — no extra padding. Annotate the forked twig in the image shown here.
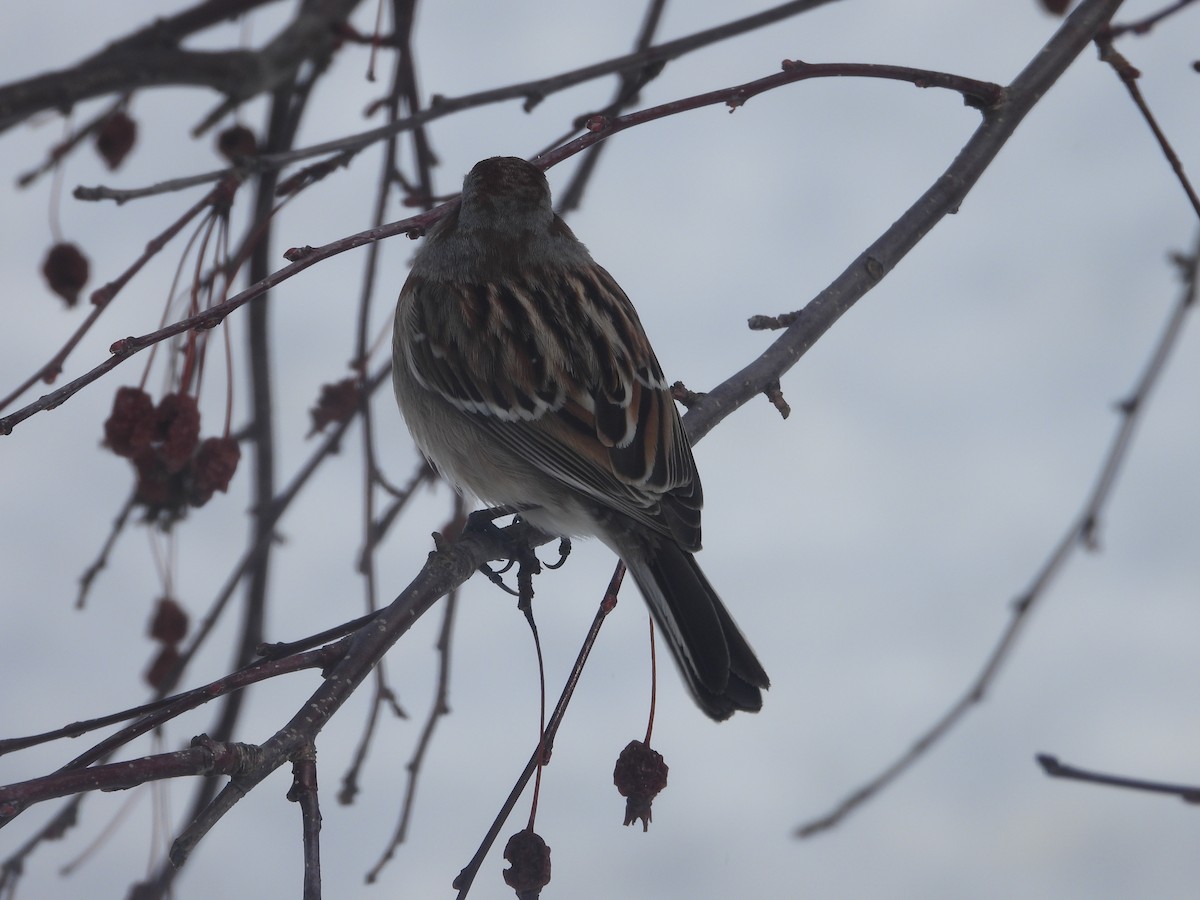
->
[795,240,1198,839]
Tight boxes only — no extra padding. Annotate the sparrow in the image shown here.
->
[392,156,768,720]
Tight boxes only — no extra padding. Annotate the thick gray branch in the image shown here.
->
[0,0,363,133]
[686,0,1127,442]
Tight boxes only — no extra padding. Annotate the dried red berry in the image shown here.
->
[95,111,137,170]
[189,436,240,507]
[502,828,551,898]
[613,740,669,831]
[42,242,90,306]
[149,596,189,644]
[104,387,157,457]
[155,393,201,473]
[144,644,181,690]
[308,377,361,435]
[217,125,258,162]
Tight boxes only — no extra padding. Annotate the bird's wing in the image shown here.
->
[398,264,702,548]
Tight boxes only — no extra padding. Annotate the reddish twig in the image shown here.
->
[537,58,1001,173]
[69,0,838,203]
[452,560,625,899]
[164,517,554,870]
[1,736,266,815]
[160,363,390,701]
[1095,30,1200,220]
[3,50,1000,435]
[554,0,669,215]
[0,639,345,773]
[358,461,437,570]
[0,207,437,435]
[642,573,654,747]
[0,177,239,415]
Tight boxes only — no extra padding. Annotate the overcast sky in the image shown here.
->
[2,1,1199,898]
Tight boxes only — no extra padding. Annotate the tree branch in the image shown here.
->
[687,0,1127,442]
[0,0,363,134]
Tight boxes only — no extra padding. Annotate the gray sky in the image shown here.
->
[2,1,1199,898]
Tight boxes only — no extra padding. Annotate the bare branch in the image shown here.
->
[68,0,840,201]
[166,515,544,868]
[0,0,363,134]
[1,737,266,811]
[686,0,1125,443]
[794,232,1197,839]
[1,53,997,434]
[1037,754,1200,802]
[1095,29,1200,220]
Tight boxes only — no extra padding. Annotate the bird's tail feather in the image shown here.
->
[623,540,769,721]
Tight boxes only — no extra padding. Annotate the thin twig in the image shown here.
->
[68,0,839,203]
[0,177,238,415]
[685,0,1123,444]
[452,564,623,898]
[343,0,421,821]
[0,641,345,815]
[165,516,555,869]
[161,363,391,700]
[0,0,1147,885]
[75,491,137,609]
[364,578,459,882]
[555,0,669,215]
[794,237,1197,838]
[2,56,996,436]
[1036,754,1200,802]
[15,93,131,188]
[0,204,435,435]
[1095,30,1200,220]
[1106,0,1200,36]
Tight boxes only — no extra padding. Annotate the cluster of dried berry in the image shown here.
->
[103,386,240,524]
[307,376,361,436]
